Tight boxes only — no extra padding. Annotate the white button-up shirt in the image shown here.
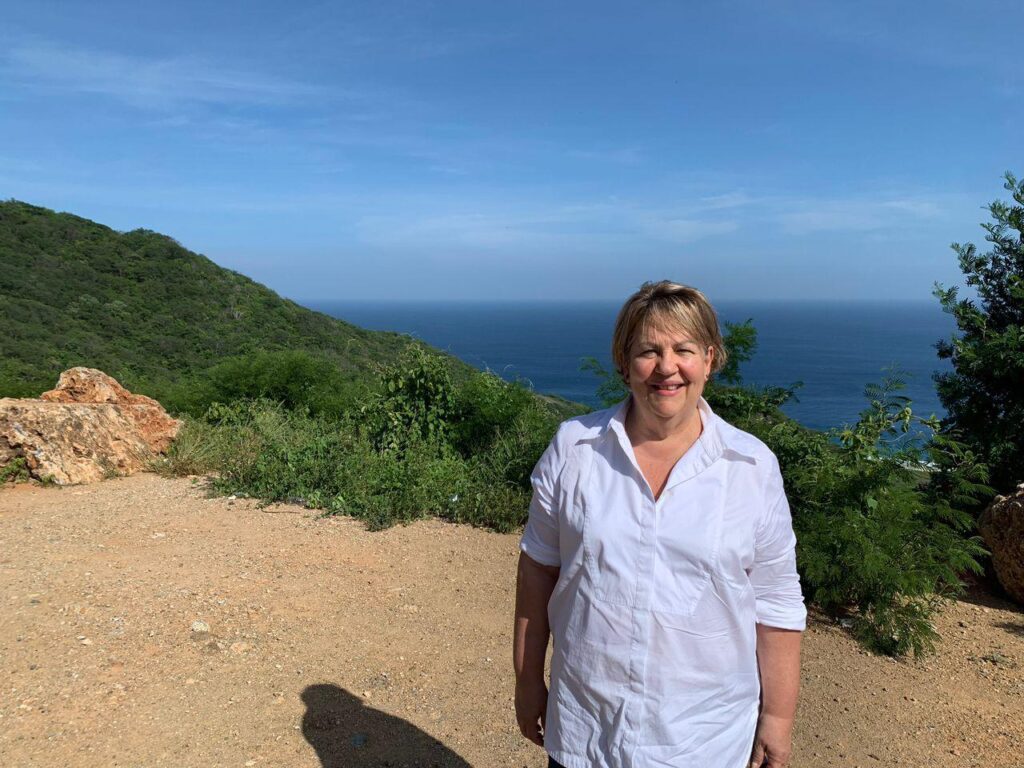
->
[520,397,806,768]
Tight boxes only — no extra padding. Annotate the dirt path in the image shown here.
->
[1,474,1022,767]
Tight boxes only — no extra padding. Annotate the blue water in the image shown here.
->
[306,300,956,433]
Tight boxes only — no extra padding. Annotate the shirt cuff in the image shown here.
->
[755,599,807,631]
[519,533,561,568]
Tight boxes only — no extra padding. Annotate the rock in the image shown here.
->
[978,483,1024,605]
[0,368,180,485]
[191,620,210,633]
[40,368,179,453]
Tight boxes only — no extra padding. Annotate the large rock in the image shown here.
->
[0,368,181,485]
[978,484,1024,605]
[41,367,179,453]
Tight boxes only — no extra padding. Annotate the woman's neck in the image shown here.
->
[624,396,704,448]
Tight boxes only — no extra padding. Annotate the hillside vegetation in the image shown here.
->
[0,200,421,401]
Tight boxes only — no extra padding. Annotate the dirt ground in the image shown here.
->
[1,474,1022,768]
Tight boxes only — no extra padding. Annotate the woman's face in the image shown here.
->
[625,323,714,425]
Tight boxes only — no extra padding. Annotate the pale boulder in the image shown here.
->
[41,367,179,453]
[0,368,181,485]
[978,484,1024,605]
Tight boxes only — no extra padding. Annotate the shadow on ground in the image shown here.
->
[957,580,1023,615]
[301,683,471,767]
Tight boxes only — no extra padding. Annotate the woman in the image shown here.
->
[513,281,805,768]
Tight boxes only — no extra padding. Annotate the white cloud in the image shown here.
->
[775,195,945,235]
[635,215,739,242]
[3,40,319,110]
[352,197,743,253]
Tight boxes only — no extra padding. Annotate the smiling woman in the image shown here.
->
[513,281,806,768]
[614,285,725,500]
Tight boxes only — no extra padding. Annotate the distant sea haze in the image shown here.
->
[307,300,956,433]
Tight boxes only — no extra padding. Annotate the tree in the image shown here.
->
[934,172,1024,496]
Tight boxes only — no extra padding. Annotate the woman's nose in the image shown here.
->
[656,353,678,374]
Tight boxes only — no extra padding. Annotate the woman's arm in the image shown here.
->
[750,624,802,768]
[513,551,560,746]
[748,454,805,767]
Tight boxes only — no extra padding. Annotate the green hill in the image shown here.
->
[0,200,429,400]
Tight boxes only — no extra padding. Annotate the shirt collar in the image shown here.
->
[602,395,747,464]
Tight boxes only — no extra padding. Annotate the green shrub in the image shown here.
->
[360,345,458,451]
[0,456,30,483]
[156,341,564,536]
[163,397,533,532]
[163,349,363,419]
[451,369,537,455]
[739,373,988,657]
[471,398,561,490]
[0,358,51,398]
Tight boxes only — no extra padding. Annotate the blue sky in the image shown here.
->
[1,0,1020,302]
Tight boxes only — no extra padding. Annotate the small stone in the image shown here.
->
[191,620,210,633]
[229,642,251,654]
[351,733,368,748]
[79,638,93,646]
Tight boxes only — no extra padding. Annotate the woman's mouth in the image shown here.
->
[650,382,685,395]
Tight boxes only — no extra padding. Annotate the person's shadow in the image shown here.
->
[301,683,472,767]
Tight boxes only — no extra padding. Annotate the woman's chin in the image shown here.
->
[643,396,695,419]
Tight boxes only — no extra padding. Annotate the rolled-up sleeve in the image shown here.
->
[519,431,563,568]
[750,456,807,630]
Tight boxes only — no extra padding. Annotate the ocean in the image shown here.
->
[306,300,957,433]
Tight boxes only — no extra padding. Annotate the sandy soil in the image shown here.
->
[1,473,1022,768]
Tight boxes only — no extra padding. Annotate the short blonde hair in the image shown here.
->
[611,280,728,380]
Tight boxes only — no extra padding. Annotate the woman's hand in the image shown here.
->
[748,712,794,768]
[515,677,548,746]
